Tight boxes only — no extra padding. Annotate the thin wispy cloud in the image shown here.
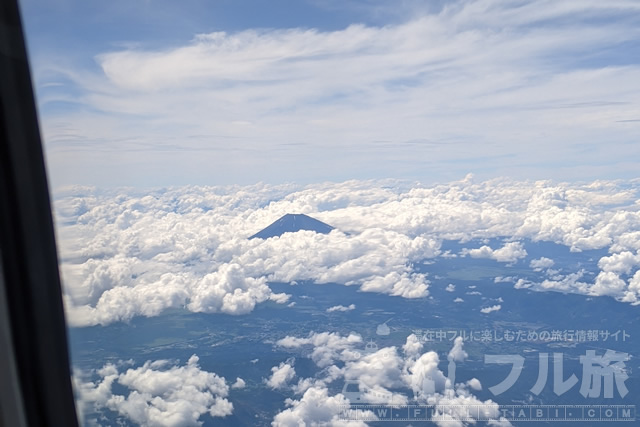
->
[27,0,640,187]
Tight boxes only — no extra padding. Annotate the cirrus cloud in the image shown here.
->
[33,0,640,188]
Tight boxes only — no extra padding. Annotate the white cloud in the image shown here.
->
[58,185,441,326]
[447,337,468,362]
[231,378,246,389]
[514,278,533,289]
[453,297,464,303]
[277,332,363,368]
[54,178,640,326]
[36,1,640,188]
[590,271,628,297]
[467,378,482,391]
[431,389,510,427]
[598,251,640,275]
[272,385,372,427]
[359,271,429,298]
[270,292,292,304]
[537,270,590,294]
[530,257,554,271]
[400,339,510,425]
[402,334,424,358]
[266,360,296,390]
[327,303,356,313]
[465,242,527,263]
[445,284,455,292]
[622,270,640,304]
[480,304,501,314]
[344,347,405,391]
[187,263,272,315]
[73,355,232,426]
[272,331,512,426]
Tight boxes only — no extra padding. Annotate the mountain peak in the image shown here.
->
[249,213,334,239]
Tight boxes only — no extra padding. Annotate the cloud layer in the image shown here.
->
[55,177,640,326]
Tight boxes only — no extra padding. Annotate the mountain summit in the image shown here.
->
[249,213,334,239]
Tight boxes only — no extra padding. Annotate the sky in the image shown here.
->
[19,0,640,189]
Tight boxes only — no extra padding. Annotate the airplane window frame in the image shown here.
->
[0,1,79,425]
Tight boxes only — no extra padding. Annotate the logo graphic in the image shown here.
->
[364,340,379,354]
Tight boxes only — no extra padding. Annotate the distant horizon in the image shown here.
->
[49,173,640,196]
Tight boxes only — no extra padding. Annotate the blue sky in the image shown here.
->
[19,0,640,188]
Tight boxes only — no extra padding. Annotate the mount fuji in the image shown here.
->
[249,213,334,239]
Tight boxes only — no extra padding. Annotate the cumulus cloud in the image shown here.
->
[58,196,439,325]
[266,360,296,390]
[401,339,510,426]
[590,271,628,297]
[480,304,501,314]
[73,355,232,426]
[359,271,429,298]
[537,270,590,294]
[404,350,449,397]
[598,251,640,275]
[231,378,246,389]
[447,337,468,363]
[403,334,424,358]
[430,388,510,427]
[277,332,363,368]
[344,347,405,392]
[467,378,482,391]
[54,178,640,326]
[622,271,640,304]
[187,263,272,315]
[530,257,554,271]
[57,183,448,326]
[272,385,372,427]
[270,292,292,304]
[327,304,356,313]
[445,284,456,292]
[465,242,527,264]
[272,331,511,426]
